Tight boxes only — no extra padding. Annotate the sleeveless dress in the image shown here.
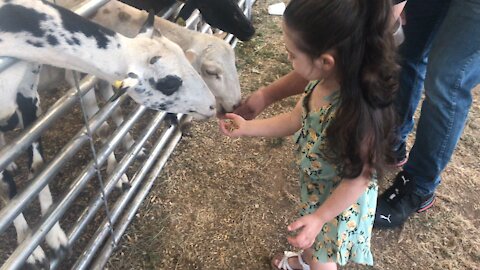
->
[293,81,378,266]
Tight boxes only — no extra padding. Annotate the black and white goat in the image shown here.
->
[0,0,216,116]
[0,0,215,267]
[0,61,56,269]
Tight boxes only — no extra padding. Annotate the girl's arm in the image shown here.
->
[287,169,371,249]
[233,71,308,120]
[220,97,303,138]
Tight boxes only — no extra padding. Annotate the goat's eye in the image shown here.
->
[149,56,161,65]
[205,69,217,76]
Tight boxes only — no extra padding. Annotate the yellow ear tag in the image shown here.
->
[176,17,186,27]
[113,80,123,89]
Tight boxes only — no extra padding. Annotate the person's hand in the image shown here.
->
[219,113,249,137]
[287,213,325,249]
[233,89,268,120]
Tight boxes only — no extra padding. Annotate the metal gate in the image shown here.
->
[0,0,254,268]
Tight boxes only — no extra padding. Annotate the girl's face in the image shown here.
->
[282,22,324,81]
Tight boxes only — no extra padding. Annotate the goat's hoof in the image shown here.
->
[6,162,18,174]
[52,245,72,261]
[25,248,49,270]
[122,182,131,191]
[136,147,148,159]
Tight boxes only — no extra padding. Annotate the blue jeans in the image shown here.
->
[395,0,480,196]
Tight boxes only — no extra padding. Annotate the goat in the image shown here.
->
[118,0,255,41]
[0,0,214,267]
[0,61,65,269]
[0,0,216,118]
[89,0,242,114]
[177,0,255,41]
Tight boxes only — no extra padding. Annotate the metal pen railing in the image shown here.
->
[0,0,254,268]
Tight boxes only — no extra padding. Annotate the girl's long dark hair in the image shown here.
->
[284,0,399,179]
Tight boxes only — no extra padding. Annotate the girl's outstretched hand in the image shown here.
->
[219,113,248,137]
[287,214,325,249]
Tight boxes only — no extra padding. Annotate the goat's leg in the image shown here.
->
[1,170,49,269]
[19,65,68,256]
[0,132,18,173]
[70,75,129,190]
[96,80,147,157]
[28,141,69,255]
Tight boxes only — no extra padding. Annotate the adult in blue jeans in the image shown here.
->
[233,0,480,228]
[375,0,480,228]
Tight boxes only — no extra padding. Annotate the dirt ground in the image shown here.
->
[101,1,480,269]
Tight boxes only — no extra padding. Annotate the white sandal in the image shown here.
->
[275,251,310,270]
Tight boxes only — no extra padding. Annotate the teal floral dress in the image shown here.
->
[293,81,378,266]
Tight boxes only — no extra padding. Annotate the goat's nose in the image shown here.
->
[209,105,215,110]
[232,101,241,110]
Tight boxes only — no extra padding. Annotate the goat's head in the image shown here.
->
[119,11,216,119]
[180,0,255,41]
[185,42,241,116]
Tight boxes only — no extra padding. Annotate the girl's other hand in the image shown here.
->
[287,214,324,249]
[219,113,247,137]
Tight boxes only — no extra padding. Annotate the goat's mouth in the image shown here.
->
[216,106,228,118]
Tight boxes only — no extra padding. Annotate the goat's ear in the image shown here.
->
[201,61,223,77]
[185,49,198,64]
[137,9,156,38]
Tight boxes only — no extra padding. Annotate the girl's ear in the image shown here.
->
[314,53,335,72]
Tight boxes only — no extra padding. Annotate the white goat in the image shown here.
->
[91,0,242,114]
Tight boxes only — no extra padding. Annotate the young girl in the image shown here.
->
[219,0,399,269]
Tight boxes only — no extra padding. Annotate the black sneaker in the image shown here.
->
[374,171,436,228]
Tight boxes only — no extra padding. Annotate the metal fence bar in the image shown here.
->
[0,76,101,233]
[49,111,167,269]
[72,113,184,270]
[1,0,255,267]
[0,75,97,172]
[90,115,189,270]
[85,1,255,267]
[0,105,146,270]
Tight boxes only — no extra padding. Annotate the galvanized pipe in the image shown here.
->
[1,0,255,267]
[0,105,146,270]
[90,115,189,270]
[49,111,167,270]
[0,77,111,234]
[0,81,127,235]
[73,114,186,270]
